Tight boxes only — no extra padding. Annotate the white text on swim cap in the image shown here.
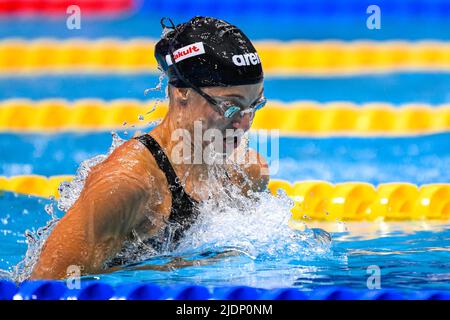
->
[165,42,205,66]
[232,52,261,66]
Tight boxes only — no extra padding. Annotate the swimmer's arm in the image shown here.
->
[30,173,147,279]
[105,250,240,273]
[31,143,149,279]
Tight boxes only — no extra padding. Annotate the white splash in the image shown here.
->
[4,133,126,283]
[9,202,60,282]
[176,188,332,261]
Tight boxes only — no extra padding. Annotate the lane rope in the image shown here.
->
[1,175,448,220]
[1,39,450,75]
[1,99,449,134]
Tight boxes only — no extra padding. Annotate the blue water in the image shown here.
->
[1,14,449,40]
[1,191,449,291]
[1,129,449,291]
[1,131,449,185]
[1,72,450,104]
[1,0,449,293]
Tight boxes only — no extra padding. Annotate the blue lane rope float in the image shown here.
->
[1,280,449,300]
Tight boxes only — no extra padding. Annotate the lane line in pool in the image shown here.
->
[1,99,450,135]
[1,39,450,75]
[1,175,448,221]
[3,279,450,300]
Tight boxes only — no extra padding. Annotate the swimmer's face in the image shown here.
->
[201,83,263,154]
[170,83,264,155]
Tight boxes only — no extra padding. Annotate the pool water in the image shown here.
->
[1,190,450,291]
[2,130,450,184]
[2,73,450,104]
[1,127,450,291]
[0,0,449,297]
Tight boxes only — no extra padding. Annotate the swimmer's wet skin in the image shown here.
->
[31,16,269,279]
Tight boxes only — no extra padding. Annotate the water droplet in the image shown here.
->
[1,215,10,225]
[44,203,54,216]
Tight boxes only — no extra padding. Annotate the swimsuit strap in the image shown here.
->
[134,134,199,243]
[135,134,185,196]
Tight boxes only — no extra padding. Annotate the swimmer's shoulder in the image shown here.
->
[227,147,269,194]
[246,148,269,173]
[102,137,171,193]
[92,137,157,170]
[242,148,270,191]
[84,138,162,192]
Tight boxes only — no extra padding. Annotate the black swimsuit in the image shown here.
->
[135,133,200,244]
[106,134,199,267]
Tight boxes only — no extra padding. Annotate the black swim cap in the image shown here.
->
[155,16,264,88]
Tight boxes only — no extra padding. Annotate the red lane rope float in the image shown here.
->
[0,0,134,16]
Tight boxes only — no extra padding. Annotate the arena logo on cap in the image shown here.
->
[165,42,205,66]
[232,52,261,66]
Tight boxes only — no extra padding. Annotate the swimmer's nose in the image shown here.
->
[231,113,251,132]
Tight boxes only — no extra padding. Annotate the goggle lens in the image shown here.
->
[222,98,267,118]
[223,106,241,118]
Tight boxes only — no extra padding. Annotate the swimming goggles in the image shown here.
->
[199,93,267,119]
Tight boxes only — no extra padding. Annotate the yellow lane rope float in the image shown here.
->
[1,175,448,221]
[1,99,450,134]
[1,39,450,75]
